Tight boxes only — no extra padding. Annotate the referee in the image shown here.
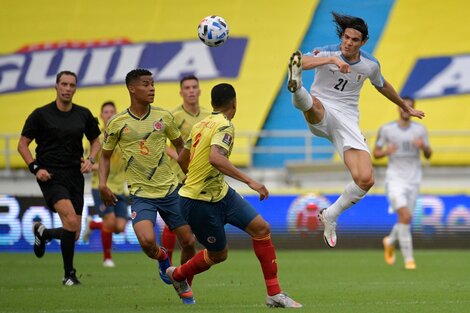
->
[17,70,101,286]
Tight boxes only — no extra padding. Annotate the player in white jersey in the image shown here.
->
[287,12,425,248]
[374,97,432,269]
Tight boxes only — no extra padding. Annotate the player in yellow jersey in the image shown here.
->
[162,75,210,262]
[165,83,302,308]
[99,69,196,304]
[82,101,127,268]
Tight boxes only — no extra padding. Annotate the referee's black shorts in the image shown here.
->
[37,167,85,215]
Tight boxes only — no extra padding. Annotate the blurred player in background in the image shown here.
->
[287,12,425,248]
[17,70,101,285]
[373,97,432,269]
[162,75,210,263]
[99,69,196,300]
[83,101,128,268]
[165,83,302,308]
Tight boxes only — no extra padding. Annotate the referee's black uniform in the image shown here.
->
[22,101,100,212]
[20,100,100,284]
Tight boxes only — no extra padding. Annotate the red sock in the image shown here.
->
[252,234,281,296]
[102,228,113,260]
[90,221,102,230]
[161,225,177,262]
[173,249,213,281]
[155,247,168,261]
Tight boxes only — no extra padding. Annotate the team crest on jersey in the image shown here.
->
[356,73,365,82]
[153,119,165,132]
[103,131,109,143]
[222,133,233,146]
[131,211,137,220]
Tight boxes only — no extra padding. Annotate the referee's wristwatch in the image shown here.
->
[87,156,96,164]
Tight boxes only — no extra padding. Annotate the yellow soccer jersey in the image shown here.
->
[91,132,126,194]
[168,105,210,183]
[103,106,180,198]
[179,112,234,202]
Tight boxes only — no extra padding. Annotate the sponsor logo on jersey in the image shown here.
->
[401,54,470,99]
[0,38,248,94]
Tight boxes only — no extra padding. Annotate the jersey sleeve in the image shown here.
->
[102,119,120,151]
[369,61,384,88]
[211,123,234,152]
[84,109,101,141]
[164,113,181,141]
[375,126,387,148]
[421,125,431,147]
[21,109,40,140]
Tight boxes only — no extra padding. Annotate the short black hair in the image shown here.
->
[332,12,369,41]
[180,74,199,87]
[56,70,78,84]
[101,101,116,111]
[211,83,236,108]
[125,69,152,86]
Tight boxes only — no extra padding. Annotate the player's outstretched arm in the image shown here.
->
[302,55,350,73]
[376,80,425,119]
[209,145,269,200]
[98,149,116,206]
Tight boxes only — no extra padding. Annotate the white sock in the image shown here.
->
[387,224,399,246]
[397,223,414,262]
[292,86,313,112]
[326,182,368,221]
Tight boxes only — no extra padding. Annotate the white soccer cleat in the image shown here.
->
[318,208,337,248]
[82,216,93,243]
[266,292,302,308]
[287,50,302,93]
[103,259,115,268]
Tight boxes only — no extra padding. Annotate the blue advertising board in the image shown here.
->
[1,193,469,252]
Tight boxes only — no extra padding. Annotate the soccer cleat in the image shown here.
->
[318,208,337,248]
[266,292,302,308]
[82,216,93,243]
[32,222,46,258]
[166,266,196,305]
[287,50,302,93]
[62,269,81,286]
[405,260,417,270]
[382,236,396,265]
[158,247,172,285]
[103,259,115,268]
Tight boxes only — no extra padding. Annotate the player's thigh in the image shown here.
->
[223,188,259,231]
[155,189,187,231]
[182,196,226,252]
[386,182,408,211]
[132,220,156,246]
[129,195,158,226]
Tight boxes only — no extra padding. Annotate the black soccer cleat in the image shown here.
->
[32,222,46,258]
[63,269,81,286]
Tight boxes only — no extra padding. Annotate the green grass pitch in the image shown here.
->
[1,250,469,312]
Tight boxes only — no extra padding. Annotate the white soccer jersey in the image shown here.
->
[309,44,384,121]
[376,121,430,184]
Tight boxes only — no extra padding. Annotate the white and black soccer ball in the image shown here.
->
[197,15,229,47]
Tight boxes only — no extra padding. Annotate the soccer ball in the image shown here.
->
[197,15,229,47]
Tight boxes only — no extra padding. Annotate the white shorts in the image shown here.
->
[306,105,369,159]
[385,182,419,213]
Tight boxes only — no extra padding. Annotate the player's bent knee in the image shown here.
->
[208,250,228,264]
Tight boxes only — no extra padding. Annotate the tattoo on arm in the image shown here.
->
[215,145,228,157]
